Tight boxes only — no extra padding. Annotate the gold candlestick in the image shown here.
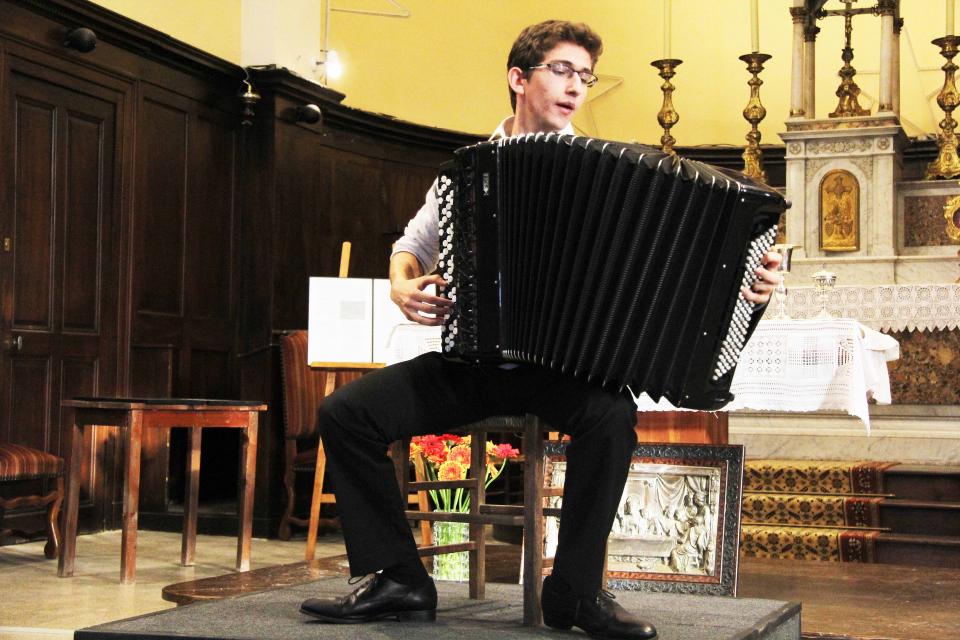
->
[651,58,682,155]
[926,35,960,180]
[739,52,771,184]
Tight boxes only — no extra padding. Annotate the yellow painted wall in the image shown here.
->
[89,0,241,63]
[327,0,946,145]
[86,1,947,146]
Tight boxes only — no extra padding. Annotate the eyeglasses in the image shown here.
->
[527,61,598,88]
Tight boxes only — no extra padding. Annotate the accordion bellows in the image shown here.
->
[437,134,787,410]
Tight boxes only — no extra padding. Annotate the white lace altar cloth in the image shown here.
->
[782,284,960,332]
[636,318,899,431]
[723,318,898,431]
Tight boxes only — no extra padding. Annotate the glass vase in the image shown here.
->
[431,519,470,582]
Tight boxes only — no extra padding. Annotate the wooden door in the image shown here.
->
[0,54,122,528]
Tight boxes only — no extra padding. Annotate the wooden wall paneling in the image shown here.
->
[235,94,282,536]
[324,152,388,279]
[181,101,240,399]
[186,111,236,323]
[5,357,51,451]
[132,81,240,389]
[134,86,187,320]
[132,80,242,526]
[269,128,451,328]
[0,45,127,533]
[236,110,276,360]
[0,0,251,534]
[272,121,331,329]
[379,161,444,267]
[179,103,241,520]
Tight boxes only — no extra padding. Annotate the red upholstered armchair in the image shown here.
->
[277,331,361,540]
[0,443,65,558]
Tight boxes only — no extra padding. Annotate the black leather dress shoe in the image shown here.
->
[299,573,437,624]
[541,574,657,639]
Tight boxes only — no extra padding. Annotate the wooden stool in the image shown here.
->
[0,443,65,559]
[397,414,552,627]
[58,397,266,583]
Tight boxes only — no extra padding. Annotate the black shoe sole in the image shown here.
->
[299,606,437,624]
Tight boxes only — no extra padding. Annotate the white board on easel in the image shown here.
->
[307,277,373,365]
[308,277,438,367]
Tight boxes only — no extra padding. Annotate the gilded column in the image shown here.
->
[877,0,897,113]
[789,5,807,118]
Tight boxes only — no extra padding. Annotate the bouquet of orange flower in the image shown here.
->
[409,434,520,513]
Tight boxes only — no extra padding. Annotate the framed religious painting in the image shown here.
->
[819,169,860,252]
[543,442,745,596]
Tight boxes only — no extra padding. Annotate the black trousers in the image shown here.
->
[319,352,637,596]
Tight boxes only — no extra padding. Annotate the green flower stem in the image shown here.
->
[415,454,514,513]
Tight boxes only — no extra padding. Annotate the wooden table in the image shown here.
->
[58,397,267,583]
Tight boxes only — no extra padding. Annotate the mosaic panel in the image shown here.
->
[903,195,960,247]
[887,328,960,404]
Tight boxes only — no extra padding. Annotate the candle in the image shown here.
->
[663,0,671,58]
[750,0,759,52]
[949,0,956,36]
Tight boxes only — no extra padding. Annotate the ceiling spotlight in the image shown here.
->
[64,27,97,53]
[312,50,343,84]
[296,104,322,124]
[325,50,342,80]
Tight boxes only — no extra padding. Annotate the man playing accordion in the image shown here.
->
[300,20,781,640]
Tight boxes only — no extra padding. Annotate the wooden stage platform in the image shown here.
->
[162,547,960,640]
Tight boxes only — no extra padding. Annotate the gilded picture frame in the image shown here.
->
[543,442,745,596]
[819,169,860,252]
[945,193,960,242]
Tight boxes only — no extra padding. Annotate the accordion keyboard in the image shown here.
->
[712,225,779,382]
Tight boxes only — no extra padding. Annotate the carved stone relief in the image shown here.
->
[807,138,873,155]
[805,158,831,180]
[850,156,874,182]
[785,118,899,132]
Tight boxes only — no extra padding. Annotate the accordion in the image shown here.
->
[436,134,787,410]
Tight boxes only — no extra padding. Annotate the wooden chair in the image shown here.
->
[277,330,361,541]
[0,443,65,559]
[397,414,558,627]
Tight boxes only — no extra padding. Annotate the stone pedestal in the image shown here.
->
[898,179,960,282]
[780,115,908,284]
